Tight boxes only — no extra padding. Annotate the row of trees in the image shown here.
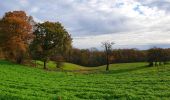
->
[0,11,72,69]
[148,47,170,66]
[67,48,145,67]
[0,11,170,71]
[67,47,170,67]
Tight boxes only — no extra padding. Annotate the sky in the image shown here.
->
[0,0,170,50]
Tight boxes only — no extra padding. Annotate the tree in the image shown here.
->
[102,41,114,71]
[30,21,72,69]
[112,49,147,63]
[147,47,166,66]
[50,55,64,68]
[161,49,170,64]
[69,48,105,67]
[0,11,33,63]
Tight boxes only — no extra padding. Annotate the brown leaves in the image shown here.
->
[0,11,33,63]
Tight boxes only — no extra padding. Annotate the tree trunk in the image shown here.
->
[106,63,109,71]
[43,60,47,69]
[106,52,109,71]
[16,54,23,64]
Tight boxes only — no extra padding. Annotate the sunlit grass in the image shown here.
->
[0,60,170,99]
[34,60,87,71]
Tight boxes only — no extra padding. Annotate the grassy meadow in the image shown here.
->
[0,60,170,99]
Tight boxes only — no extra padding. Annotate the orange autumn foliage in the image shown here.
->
[0,11,33,63]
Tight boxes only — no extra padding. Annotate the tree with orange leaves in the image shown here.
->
[0,11,33,63]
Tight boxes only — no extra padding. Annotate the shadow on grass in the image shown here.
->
[103,65,148,74]
[0,60,14,65]
[0,60,150,75]
[0,95,25,100]
[52,65,149,75]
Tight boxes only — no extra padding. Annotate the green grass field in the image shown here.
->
[0,60,170,100]
[34,60,89,71]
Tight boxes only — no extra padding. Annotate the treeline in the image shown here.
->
[67,48,170,67]
[67,48,106,67]
[0,10,170,69]
[66,48,146,67]
[148,48,170,66]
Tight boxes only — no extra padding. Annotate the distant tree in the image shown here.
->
[89,48,100,66]
[102,41,114,71]
[161,49,170,64]
[147,47,166,66]
[70,48,82,65]
[148,48,155,66]
[69,48,105,67]
[50,55,64,68]
[112,49,147,63]
[69,48,148,67]
[30,21,72,69]
[0,11,33,63]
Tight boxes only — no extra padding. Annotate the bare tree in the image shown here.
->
[102,41,114,71]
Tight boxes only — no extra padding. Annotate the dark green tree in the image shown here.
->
[30,21,72,69]
[147,47,166,66]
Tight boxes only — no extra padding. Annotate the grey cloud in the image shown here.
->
[70,14,131,36]
[139,0,170,13]
[0,0,134,36]
[1,0,170,49]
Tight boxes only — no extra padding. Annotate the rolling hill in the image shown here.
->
[0,60,170,99]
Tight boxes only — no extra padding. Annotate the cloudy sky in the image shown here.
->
[1,0,170,49]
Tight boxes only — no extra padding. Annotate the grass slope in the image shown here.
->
[0,60,170,99]
[35,61,88,71]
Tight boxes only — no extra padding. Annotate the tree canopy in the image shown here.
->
[0,11,33,63]
[30,21,72,69]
